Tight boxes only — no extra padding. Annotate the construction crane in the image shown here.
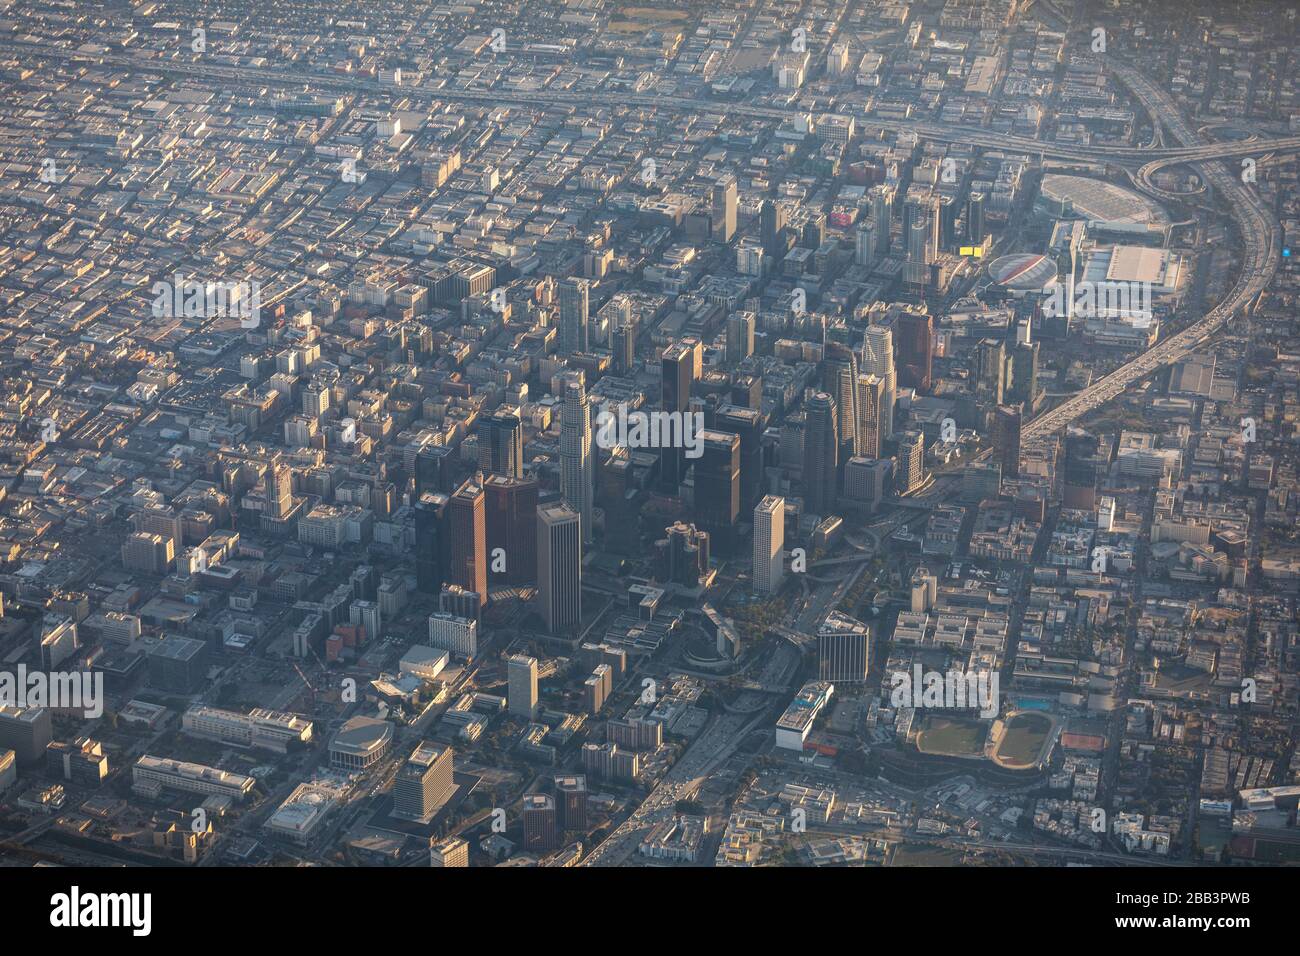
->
[290,661,322,712]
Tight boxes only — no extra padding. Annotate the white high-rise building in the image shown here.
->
[753,495,785,595]
[560,380,594,544]
[861,325,896,440]
[538,501,582,635]
[427,611,478,661]
[508,655,539,719]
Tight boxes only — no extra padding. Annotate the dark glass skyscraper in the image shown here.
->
[694,429,740,553]
[558,276,589,356]
[484,474,537,585]
[478,409,523,479]
[802,391,839,518]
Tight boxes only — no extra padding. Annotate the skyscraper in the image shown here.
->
[478,408,523,478]
[976,338,1006,407]
[694,430,740,552]
[868,183,893,258]
[1009,339,1039,410]
[803,391,839,517]
[714,404,763,514]
[538,501,582,636]
[822,340,861,460]
[558,277,590,356]
[554,774,588,832]
[713,175,737,242]
[560,381,594,544]
[414,492,448,594]
[992,405,1022,479]
[966,191,986,244]
[613,322,636,375]
[446,479,488,606]
[659,340,698,494]
[760,198,787,257]
[726,311,755,364]
[896,430,926,495]
[861,325,896,440]
[817,611,870,684]
[905,216,930,287]
[856,373,886,460]
[415,443,456,496]
[393,742,455,822]
[854,220,877,267]
[522,793,559,853]
[507,655,539,719]
[484,475,538,585]
[753,495,785,595]
[1063,428,1104,509]
[895,310,934,393]
[265,462,293,519]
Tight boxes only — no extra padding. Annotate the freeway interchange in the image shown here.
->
[12,34,1294,449]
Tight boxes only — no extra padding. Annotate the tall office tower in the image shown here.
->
[905,217,930,287]
[538,501,582,636]
[726,311,755,364]
[413,495,444,592]
[554,774,588,832]
[265,462,293,519]
[560,381,594,544]
[446,479,488,606]
[868,183,893,258]
[393,742,455,822]
[558,277,590,357]
[991,405,1022,479]
[732,374,762,410]
[484,475,538,585]
[822,340,861,460]
[817,611,870,684]
[1009,340,1039,410]
[1063,428,1104,509]
[937,193,959,250]
[507,655,539,719]
[760,198,787,257]
[895,310,934,392]
[430,836,470,868]
[695,430,740,552]
[966,191,986,244]
[753,495,785,595]
[803,213,826,249]
[0,706,53,766]
[613,322,636,375]
[845,457,893,510]
[854,221,877,267]
[415,443,456,496]
[975,337,1006,408]
[896,430,927,495]
[713,175,738,242]
[856,373,886,460]
[40,615,78,669]
[861,325,896,440]
[802,391,839,517]
[478,409,523,478]
[522,794,559,853]
[303,382,330,418]
[439,584,483,626]
[658,340,698,494]
[656,521,711,586]
[598,447,642,556]
[714,404,763,513]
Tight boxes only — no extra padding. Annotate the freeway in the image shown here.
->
[11,37,1300,169]
[1021,59,1286,443]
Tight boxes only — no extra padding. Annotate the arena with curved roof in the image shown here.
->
[987,253,1059,292]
